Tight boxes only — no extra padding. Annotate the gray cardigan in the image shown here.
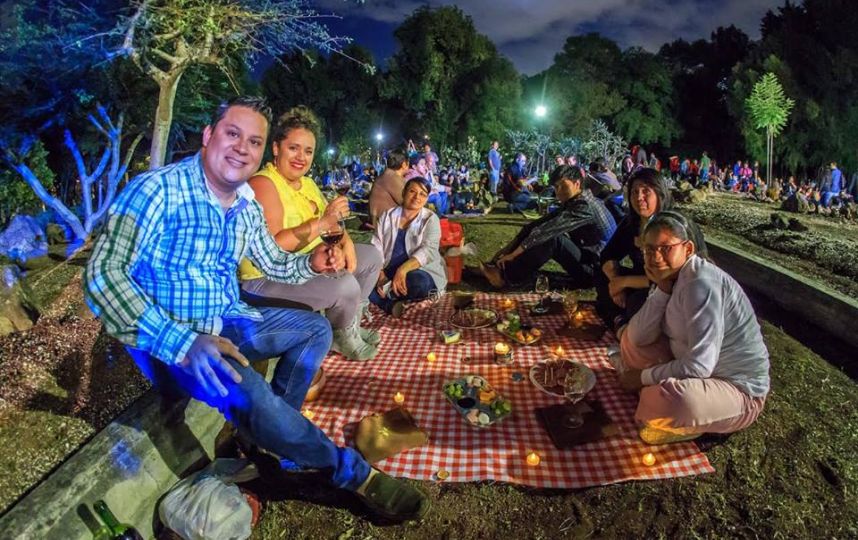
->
[371,206,447,292]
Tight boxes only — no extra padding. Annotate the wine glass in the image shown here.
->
[319,213,346,278]
[532,274,550,314]
[562,370,585,428]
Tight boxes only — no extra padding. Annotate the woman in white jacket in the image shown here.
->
[370,177,447,316]
[616,211,770,445]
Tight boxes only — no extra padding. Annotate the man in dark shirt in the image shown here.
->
[481,165,617,288]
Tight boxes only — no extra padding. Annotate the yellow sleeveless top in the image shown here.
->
[238,162,327,281]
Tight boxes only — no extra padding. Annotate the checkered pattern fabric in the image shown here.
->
[307,293,713,489]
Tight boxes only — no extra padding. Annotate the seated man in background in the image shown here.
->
[481,165,617,289]
[84,96,429,523]
[502,153,538,213]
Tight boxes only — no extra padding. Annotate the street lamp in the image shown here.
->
[327,148,335,156]
[534,104,547,118]
[375,132,383,142]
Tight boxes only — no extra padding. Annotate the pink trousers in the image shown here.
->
[619,332,766,435]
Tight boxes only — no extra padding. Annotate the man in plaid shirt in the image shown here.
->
[84,96,429,522]
[481,164,617,288]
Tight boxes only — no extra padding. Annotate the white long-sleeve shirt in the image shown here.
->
[626,255,770,397]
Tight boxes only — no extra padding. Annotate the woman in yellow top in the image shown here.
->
[239,107,383,360]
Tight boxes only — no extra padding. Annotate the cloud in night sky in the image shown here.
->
[314,0,788,74]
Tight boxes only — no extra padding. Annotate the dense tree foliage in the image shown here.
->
[379,6,522,149]
[730,0,858,174]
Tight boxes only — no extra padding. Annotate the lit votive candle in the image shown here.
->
[393,392,405,405]
[642,452,656,467]
[502,298,515,309]
[554,345,565,357]
[426,352,437,362]
[573,310,585,328]
[526,452,541,466]
[494,342,513,365]
[301,409,315,420]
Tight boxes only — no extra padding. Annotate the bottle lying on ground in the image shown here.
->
[93,500,144,540]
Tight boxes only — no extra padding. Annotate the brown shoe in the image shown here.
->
[304,367,326,402]
[479,262,506,289]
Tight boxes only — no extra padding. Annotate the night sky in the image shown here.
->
[316,0,788,75]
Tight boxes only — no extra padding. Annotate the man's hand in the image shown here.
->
[309,243,345,274]
[179,335,250,397]
[342,235,358,273]
[496,247,522,269]
[608,276,627,308]
[392,267,409,296]
[618,368,643,392]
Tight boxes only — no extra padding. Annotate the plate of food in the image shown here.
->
[442,374,513,428]
[496,316,542,345]
[450,308,498,329]
[529,359,596,403]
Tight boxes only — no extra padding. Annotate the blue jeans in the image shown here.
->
[369,269,436,313]
[128,307,370,491]
[489,170,500,194]
[821,191,840,208]
[508,191,537,213]
[427,192,449,215]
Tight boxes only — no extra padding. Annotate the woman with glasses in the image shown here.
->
[238,107,383,361]
[596,168,673,332]
[613,210,770,445]
[370,177,447,316]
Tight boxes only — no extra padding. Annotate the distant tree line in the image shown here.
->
[1,0,856,229]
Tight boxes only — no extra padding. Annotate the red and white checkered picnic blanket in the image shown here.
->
[308,293,713,489]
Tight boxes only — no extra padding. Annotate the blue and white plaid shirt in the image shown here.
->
[85,153,316,365]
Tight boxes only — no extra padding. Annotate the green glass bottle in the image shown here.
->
[93,500,144,540]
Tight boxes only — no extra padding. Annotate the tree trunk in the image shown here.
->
[148,71,184,170]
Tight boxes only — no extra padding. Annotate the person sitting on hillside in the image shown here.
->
[501,153,538,213]
[481,165,617,289]
[239,107,382,361]
[587,158,624,223]
[370,177,447,316]
[596,168,672,332]
[613,210,770,445]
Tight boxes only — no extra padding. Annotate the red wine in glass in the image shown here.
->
[321,230,343,246]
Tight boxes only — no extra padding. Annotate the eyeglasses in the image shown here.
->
[642,241,687,258]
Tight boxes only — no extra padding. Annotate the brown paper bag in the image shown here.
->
[355,407,429,463]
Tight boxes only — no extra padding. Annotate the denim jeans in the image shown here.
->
[489,170,500,194]
[427,192,449,215]
[128,307,370,491]
[507,191,537,213]
[369,269,436,313]
[821,191,840,208]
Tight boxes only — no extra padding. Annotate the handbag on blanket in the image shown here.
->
[535,400,618,449]
[355,407,429,463]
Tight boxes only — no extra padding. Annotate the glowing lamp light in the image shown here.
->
[326,148,335,156]
[534,105,547,118]
[375,132,383,142]
[426,352,437,362]
[526,452,541,466]
[642,452,656,467]
[393,392,405,405]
